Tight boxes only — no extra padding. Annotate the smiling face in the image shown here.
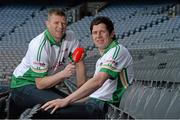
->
[46,14,67,42]
[91,23,114,52]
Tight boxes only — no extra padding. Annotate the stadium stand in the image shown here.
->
[0,0,180,119]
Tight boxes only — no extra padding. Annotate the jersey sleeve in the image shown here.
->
[99,45,131,79]
[27,39,48,77]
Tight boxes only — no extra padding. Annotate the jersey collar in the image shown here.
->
[45,29,66,46]
[103,39,119,56]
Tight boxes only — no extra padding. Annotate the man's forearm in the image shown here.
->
[66,72,109,104]
[66,77,100,103]
[35,71,66,89]
[76,61,87,87]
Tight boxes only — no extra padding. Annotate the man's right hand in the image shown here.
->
[35,64,75,89]
[61,63,76,78]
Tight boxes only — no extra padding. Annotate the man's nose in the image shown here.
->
[97,32,102,37]
[58,23,63,29]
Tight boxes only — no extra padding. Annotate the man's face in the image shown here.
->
[92,23,114,50]
[46,14,67,42]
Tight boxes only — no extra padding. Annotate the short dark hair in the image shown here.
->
[47,8,66,19]
[90,16,114,34]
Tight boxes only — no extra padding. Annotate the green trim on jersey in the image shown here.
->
[91,83,126,107]
[114,74,127,103]
[10,68,47,88]
[99,41,121,79]
[45,29,66,46]
[109,68,129,106]
[91,80,127,107]
[99,68,127,106]
[100,68,119,79]
[45,29,59,46]
[37,38,46,70]
[103,39,119,56]
[113,45,120,59]
[107,85,126,106]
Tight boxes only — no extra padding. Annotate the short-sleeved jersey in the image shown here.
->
[11,29,79,88]
[89,40,134,106]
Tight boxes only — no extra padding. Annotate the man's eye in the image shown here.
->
[92,32,97,35]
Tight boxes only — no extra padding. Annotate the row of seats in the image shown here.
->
[122,81,179,118]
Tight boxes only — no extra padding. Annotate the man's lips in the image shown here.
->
[96,40,104,44]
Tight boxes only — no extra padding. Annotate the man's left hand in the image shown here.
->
[41,98,69,114]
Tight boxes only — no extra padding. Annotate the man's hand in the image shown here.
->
[41,98,69,114]
[61,63,76,78]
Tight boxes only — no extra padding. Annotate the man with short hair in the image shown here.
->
[10,8,86,118]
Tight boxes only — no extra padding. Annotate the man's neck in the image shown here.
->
[98,48,104,56]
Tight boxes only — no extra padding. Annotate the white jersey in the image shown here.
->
[90,40,134,105]
[11,29,79,88]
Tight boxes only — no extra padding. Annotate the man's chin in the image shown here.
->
[55,35,63,40]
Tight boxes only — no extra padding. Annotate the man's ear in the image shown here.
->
[110,31,115,39]
[45,20,49,28]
